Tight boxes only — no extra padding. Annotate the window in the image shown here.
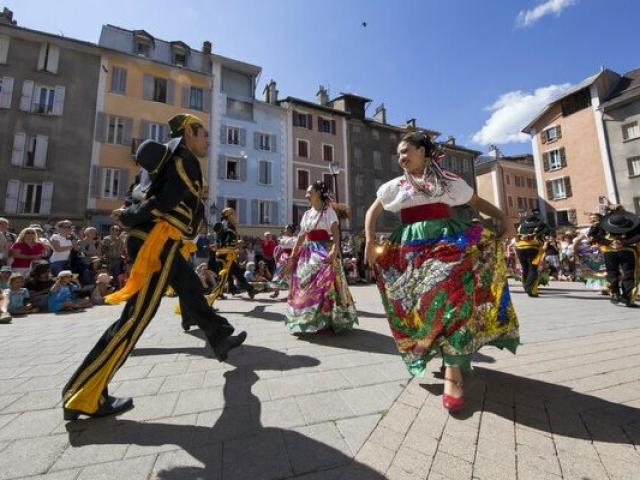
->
[174,52,186,67]
[352,125,361,135]
[628,156,640,177]
[136,42,151,57]
[322,144,334,162]
[355,175,364,196]
[38,43,60,74]
[517,197,526,210]
[318,117,333,133]
[561,88,590,116]
[515,176,522,188]
[259,201,271,224]
[372,129,380,140]
[0,76,13,108]
[461,158,470,174]
[293,204,305,224]
[111,67,127,94]
[189,87,203,111]
[297,169,309,190]
[258,133,271,151]
[226,98,253,120]
[622,122,640,141]
[0,35,9,64]
[149,123,166,142]
[323,173,333,191]
[353,147,362,167]
[507,196,513,208]
[526,178,533,189]
[34,85,55,114]
[226,158,239,180]
[294,112,311,128]
[547,212,557,228]
[225,198,238,213]
[634,197,640,215]
[547,178,571,200]
[21,183,43,214]
[107,116,125,144]
[153,78,167,103]
[528,198,537,210]
[505,175,510,185]
[102,168,121,199]
[227,127,240,145]
[545,148,565,171]
[542,126,561,143]
[556,210,570,225]
[297,139,309,158]
[258,161,272,185]
[373,151,382,170]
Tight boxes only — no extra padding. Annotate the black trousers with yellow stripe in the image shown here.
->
[603,250,638,301]
[62,223,234,414]
[515,247,540,295]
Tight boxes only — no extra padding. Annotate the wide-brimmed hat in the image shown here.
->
[135,137,181,176]
[521,213,543,229]
[56,270,74,279]
[599,210,640,235]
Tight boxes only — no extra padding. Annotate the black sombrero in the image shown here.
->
[521,213,543,229]
[135,137,181,177]
[599,210,640,235]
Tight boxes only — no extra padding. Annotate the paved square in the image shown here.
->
[0,281,638,479]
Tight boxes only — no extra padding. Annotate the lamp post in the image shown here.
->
[328,162,342,257]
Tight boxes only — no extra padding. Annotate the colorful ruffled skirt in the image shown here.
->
[271,247,292,290]
[286,240,358,333]
[374,218,519,376]
[575,244,607,289]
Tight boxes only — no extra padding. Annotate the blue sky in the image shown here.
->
[6,0,639,154]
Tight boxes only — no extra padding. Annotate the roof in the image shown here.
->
[278,96,350,116]
[331,92,373,103]
[601,68,640,110]
[522,70,602,133]
[0,22,102,54]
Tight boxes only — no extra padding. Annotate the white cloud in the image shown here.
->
[472,83,572,145]
[516,0,577,28]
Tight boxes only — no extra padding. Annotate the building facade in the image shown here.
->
[89,25,213,234]
[475,150,537,236]
[601,69,640,215]
[0,18,101,228]
[280,88,349,228]
[211,61,288,235]
[522,70,621,228]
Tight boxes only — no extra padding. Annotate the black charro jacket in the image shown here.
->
[120,144,205,239]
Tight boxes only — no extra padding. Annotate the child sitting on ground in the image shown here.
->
[91,272,115,305]
[7,273,38,315]
[48,270,92,313]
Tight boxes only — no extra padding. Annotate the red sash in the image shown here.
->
[400,203,451,224]
[306,230,330,241]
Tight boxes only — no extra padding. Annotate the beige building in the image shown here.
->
[475,148,537,236]
[522,69,621,228]
[279,89,349,226]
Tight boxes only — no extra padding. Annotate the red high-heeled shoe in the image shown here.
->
[442,377,465,413]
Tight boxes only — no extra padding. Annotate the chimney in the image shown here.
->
[445,136,456,146]
[488,144,501,158]
[316,85,329,106]
[405,118,417,130]
[0,8,16,25]
[202,41,212,54]
[263,79,278,104]
[373,103,386,124]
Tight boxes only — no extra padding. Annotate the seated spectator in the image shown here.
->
[48,270,92,313]
[49,221,76,276]
[10,228,46,276]
[81,256,103,286]
[25,263,55,311]
[78,227,102,267]
[255,260,272,283]
[7,273,38,315]
[0,289,10,323]
[117,261,132,290]
[244,261,256,283]
[0,265,11,290]
[195,263,217,294]
[91,273,115,305]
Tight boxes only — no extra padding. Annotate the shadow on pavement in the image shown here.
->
[421,367,639,446]
[295,327,399,356]
[68,346,385,479]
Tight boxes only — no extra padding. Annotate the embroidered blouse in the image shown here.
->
[300,207,339,233]
[376,175,474,213]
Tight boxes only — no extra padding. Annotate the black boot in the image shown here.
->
[212,331,247,362]
[63,395,134,421]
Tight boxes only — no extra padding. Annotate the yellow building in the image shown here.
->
[87,25,213,233]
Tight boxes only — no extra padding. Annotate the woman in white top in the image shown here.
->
[285,181,358,333]
[49,220,76,276]
[364,131,519,413]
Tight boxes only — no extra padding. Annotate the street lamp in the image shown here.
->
[328,162,342,257]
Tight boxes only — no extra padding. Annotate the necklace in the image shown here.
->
[404,166,444,198]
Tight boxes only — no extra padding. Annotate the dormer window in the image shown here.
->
[136,42,151,57]
[133,30,155,58]
[170,41,190,67]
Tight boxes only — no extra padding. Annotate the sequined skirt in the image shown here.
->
[374,218,519,376]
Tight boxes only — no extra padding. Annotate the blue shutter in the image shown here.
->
[220,124,227,144]
[271,135,277,153]
[239,128,246,147]
[216,196,224,220]
[239,157,247,181]
[218,155,226,180]
[271,201,279,225]
[143,74,153,100]
[266,162,272,185]
[95,112,107,142]
[203,89,211,113]
[251,199,259,225]
[166,79,175,105]
[238,198,248,224]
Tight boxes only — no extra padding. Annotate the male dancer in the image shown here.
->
[61,114,246,420]
[599,208,640,307]
[514,209,550,297]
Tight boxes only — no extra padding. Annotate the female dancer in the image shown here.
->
[270,224,297,299]
[365,131,519,413]
[286,181,358,333]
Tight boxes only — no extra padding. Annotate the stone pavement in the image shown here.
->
[0,281,638,479]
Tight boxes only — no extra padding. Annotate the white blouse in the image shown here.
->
[376,175,474,213]
[300,207,339,233]
[279,235,297,248]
